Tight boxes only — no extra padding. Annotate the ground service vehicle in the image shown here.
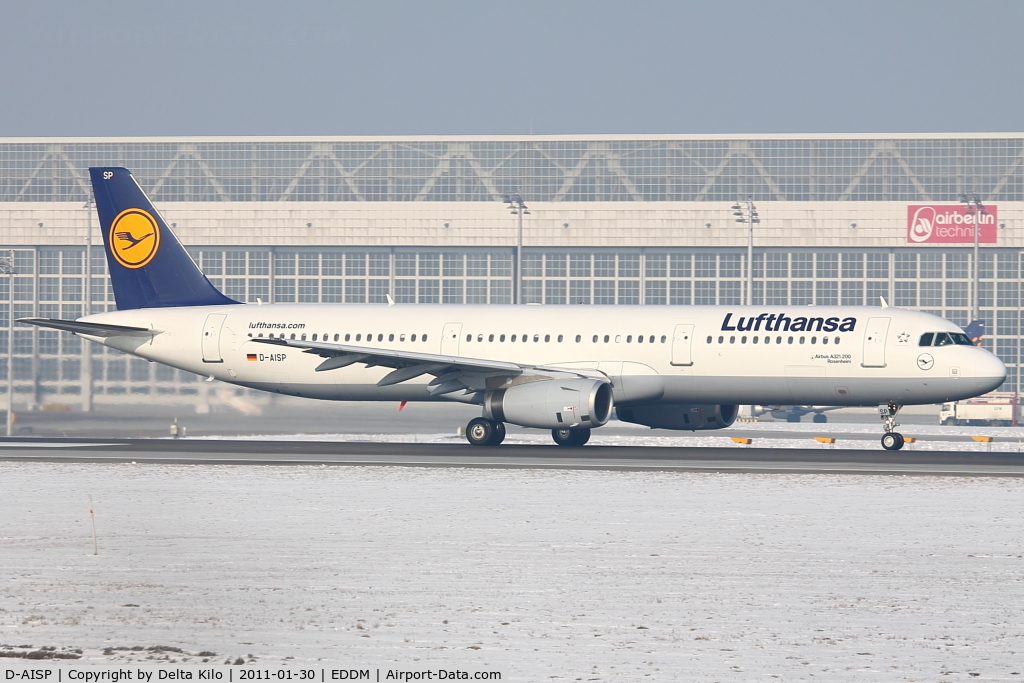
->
[940,393,1018,426]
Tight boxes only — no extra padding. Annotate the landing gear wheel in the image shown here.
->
[490,421,506,445]
[881,432,905,451]
[812,413,827,424]
[466,417,499,446]
[552,427,591,447]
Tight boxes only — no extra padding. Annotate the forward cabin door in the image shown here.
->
[861,317,891,368]
[201,313,227,363]
[441,322,463,356]
[670,323,695,366]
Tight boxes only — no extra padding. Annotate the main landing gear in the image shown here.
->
[551,427,591,447]
[878,402,905,451]
[465,417,506,446]
[464,419,592,447]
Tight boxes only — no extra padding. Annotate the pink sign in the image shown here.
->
[907,205,997,244]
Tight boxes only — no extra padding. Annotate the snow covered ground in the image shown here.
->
[2,462,1023,680]
[193,419,1024,452]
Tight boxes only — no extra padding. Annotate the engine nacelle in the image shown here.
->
[616,404,739,431]
[486,378,613,430]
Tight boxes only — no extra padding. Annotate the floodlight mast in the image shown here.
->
[732,198,760,306]
[504,192,529,304]
[960,193,987,322]
[1,251,15,437]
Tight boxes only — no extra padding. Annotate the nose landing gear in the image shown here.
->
[878,402,905,450]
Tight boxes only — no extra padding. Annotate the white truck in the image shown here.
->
[939,393,1019,426]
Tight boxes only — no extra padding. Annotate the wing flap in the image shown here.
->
[252,337,522,374]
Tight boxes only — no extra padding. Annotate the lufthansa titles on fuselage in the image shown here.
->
[721,312,857,333]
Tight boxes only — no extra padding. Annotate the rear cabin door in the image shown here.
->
[861,316,890,368]
[441,322,463,356]
[670,324,695,366]
[201,313,227,363]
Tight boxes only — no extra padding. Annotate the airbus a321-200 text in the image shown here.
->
[21,168,1006,449]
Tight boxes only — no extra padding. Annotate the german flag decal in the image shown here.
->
[246,353,258,361]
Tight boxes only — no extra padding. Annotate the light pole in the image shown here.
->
[960,193,987,322]
[83,198,95,413]
[1,251,15,437]
[504,192,529,304]
[84,198,94,316]
[732,198,760,306]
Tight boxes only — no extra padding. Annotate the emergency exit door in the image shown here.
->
[441,322,463,356]
[201,313,227,363]
[671,324,695,366]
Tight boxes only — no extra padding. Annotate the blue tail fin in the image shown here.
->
[90,167,238,310]
[964,319,985,346]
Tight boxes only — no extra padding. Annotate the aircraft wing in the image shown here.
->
[251,337,598,395]
[17,317,158,337]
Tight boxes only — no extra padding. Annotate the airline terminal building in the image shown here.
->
[2,133,1023,411]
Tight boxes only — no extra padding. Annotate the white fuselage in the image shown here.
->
[78,303,1006,409]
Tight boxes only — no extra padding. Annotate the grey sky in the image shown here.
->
[0,0,1020,136]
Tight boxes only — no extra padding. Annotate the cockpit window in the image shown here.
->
[925,331,974,347]
[950,333,973,345]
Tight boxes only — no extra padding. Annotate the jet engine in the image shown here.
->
[616,403,739,431]
[485,378,613,430]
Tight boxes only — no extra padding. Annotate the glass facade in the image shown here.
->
[3,135,1024,202]
[1,245,1020,401]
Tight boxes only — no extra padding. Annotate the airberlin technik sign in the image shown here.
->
[907,205,998,244]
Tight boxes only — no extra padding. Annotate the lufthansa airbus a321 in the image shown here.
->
[20,168,1007,449]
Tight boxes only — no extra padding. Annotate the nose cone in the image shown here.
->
[973,350,1007,394]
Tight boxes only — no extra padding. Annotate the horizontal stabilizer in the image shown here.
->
[17,318,157,337]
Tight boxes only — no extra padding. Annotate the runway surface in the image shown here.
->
[1,437,1022,476]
